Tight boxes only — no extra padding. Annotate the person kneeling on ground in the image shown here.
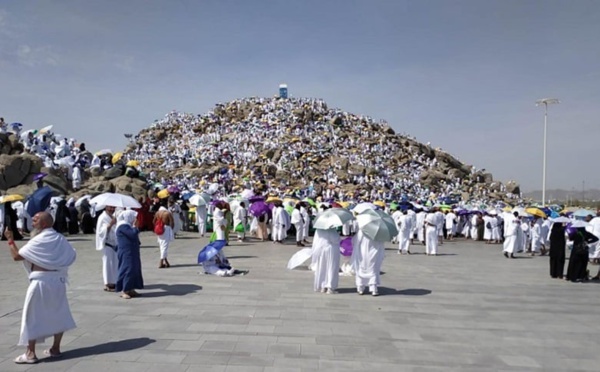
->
[202,250,247,277]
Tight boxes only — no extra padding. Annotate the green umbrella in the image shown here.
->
[302,197,316,207]
[313,208,354,230]
[390,202,399,211]
[356,209,398,242]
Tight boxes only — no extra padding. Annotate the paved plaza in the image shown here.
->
[1,232,599,372]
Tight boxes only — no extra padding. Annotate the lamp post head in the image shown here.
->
[536,98,560,106]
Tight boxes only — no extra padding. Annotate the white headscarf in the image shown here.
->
[116,210,138,229]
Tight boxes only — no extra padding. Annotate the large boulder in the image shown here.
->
[43,174,69,195]
[420,170,448,186]
[505,181,521,195]
[103,165,125,180]
[111,176,148,200]
[0,154,43,190]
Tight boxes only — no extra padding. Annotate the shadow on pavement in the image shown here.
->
[142,284,202,297]
[393,288,432,296]
[52,337,156,361]
[227,255,257,259]
[168,263,202,268]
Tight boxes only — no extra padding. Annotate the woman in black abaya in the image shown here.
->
[548,222,566,279]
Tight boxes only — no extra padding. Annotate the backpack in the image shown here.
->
[154,218,165,235]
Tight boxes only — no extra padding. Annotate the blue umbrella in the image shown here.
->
[197,240,227,263]
[573,209,595,218]
[26,186,53,216]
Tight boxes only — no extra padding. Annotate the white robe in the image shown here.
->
[503,215,521,254]
[445,212,456,235]
[425,213,438,255]
[271,206,288,242]
[196,205,207,235]
[291,209,304,242]
[530,221,542,253]
[588,217,600,259]
[301,207,310,239]
[351,230,385,290]
[213,208,226,241]
[312,228,341,292]
[95,211,118,284]
[397,214,412,253]
[158,225,175,258]
[233,206,247,238]
[18,229,77,345]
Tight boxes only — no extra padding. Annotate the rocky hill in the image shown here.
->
[121,97,521,203]
[1,97,521,203]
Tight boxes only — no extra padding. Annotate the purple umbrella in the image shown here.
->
[33,172,47,182]
[249,195,265,203]
[167,185,181,194]
[249,201,270,217]
[340,236,353,257]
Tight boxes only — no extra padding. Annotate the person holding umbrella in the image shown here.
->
[351,229,385,296]
[353,209,398,296]
[95,206,118,291]
[311,208,353,294]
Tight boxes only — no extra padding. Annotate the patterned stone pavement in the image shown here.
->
[1,231,599,372]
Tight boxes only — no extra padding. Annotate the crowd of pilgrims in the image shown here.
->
[2,186,599,287]
[125,97,519,204]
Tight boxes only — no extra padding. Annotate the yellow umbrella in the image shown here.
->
[112,152,123,164]
[266,196,282,203]
[0,194,25,203]
[283,197,299,205]
[526,207,546,218]
[157,189,170,199]
[374,201,386,208]
[126,160,139,167]
[502,206,512,212]
[338,201,350,208]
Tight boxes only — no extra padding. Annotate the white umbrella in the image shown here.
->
[240,189,254,199]
[287,248,312,270]
[511,207,531,218]
[207,183,220,195]
[189,193,211,207]
[549,216,571,224]
[569,220,590,228]
[356,209,399,242]
[39,125,53,134]
[313,208,354,230]
[95,149,113,156]
[90,193,141,209]
[353,202,376,214]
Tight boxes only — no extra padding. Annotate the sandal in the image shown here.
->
[14,353,38,364]
[103,285,115,292]
[120,293,132,299]
[43,349,62,358]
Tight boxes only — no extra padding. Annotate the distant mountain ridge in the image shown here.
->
[523,188,600,204]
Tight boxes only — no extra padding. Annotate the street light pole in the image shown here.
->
[535,98,560,206]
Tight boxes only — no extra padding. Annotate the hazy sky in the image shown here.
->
[1,1,599,192]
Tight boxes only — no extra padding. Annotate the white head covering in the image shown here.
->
[116,209,138,229]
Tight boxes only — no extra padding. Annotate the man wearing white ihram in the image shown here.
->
[351,229,385,296]
[95,205,118,291]
[396,210,412,255]
[4,212,76,364]
[196,203,208,237]
[425,210,438,256]
[312,228,341,294]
